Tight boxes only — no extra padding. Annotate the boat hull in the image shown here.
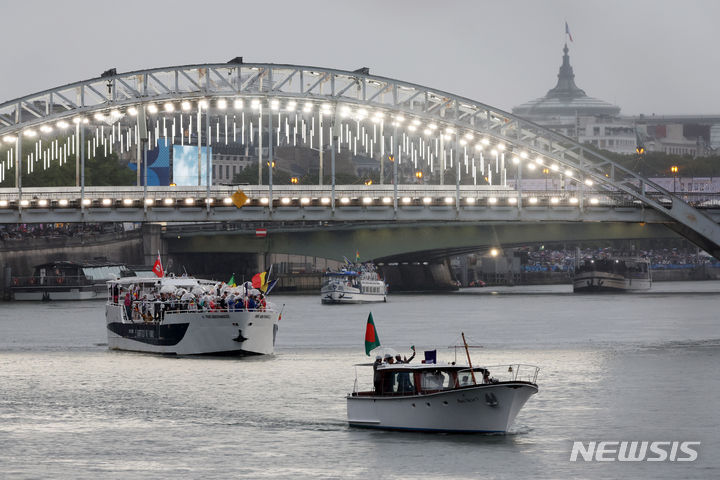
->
[105,304,278,356]
[347,383,537,433]
[573,271,651,292]
[321,289,386,304]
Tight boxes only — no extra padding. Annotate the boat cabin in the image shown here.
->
[14,261,133,288]
[575,257,650,277]
[23,261,93,287]
[323,270,360,286]
[360,363,493,397]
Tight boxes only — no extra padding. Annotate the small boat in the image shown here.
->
[347,335,539,433]
[573,257,652,292]
[321,264,387,304]
[11,261,132,301]
[105,276,279,356]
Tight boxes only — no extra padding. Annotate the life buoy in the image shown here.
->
[29,278,36,285]
[12,277,19,285]
[56,277,64,285]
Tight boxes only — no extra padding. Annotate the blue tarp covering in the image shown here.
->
[324,271,358,277]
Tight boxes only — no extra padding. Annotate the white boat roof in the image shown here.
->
[362,362,487,372]
[108,276,216,287]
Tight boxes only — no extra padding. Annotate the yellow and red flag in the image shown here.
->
[251,271,267,289]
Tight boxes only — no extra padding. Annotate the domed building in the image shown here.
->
[513,44,620,120]
[512,43,719,158]
[513,44,637,154]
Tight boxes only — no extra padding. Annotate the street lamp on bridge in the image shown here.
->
[671,165,678,193]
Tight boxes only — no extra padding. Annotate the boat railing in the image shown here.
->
[10,275,93,287]
[163,306,274,315]
[461,364,540,384]
[107,299,273,316]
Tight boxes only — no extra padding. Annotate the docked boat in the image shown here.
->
[105,276,279,356]
[321,264,387,304]
[347,352,539,433]
[573,257,652,292]
[11,261,132,301]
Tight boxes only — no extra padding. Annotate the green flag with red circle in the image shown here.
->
[364,312,381,356]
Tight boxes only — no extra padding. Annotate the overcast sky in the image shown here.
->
[2,0,717,116]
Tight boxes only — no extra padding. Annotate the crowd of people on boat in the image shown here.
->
[111,281,268,322]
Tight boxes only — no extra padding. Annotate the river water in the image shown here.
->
[1,282,719,479]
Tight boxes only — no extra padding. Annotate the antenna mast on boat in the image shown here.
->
[462,332,477,385]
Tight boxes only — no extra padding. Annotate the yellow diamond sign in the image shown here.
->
[231,189,249,208]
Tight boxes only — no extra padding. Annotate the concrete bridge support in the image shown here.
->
[142,224,166,268]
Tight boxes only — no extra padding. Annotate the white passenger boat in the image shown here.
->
[321,264,387,304]
[573,257,652,292]
[11,261,132,301]
[105,276,279,356]
[347,353,539,433]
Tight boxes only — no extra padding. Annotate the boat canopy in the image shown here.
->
[324,271,359,277]
[107,276,215,289]
[367,362,489,374]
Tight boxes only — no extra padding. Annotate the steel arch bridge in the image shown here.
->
[1,62,719,256]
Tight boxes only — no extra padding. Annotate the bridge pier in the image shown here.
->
[142,224,167,268]
[2,265,11,300]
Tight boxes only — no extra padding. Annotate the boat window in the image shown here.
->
[382,370,415,395]
[420,370,450,392]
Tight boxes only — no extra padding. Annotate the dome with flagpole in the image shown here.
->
[513,44,620,119]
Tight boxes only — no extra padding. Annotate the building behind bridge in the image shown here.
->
[513,44,720,157]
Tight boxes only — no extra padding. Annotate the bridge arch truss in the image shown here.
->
[0,62,719,255]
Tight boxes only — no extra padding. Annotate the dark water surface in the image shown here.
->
[1,281,719,479]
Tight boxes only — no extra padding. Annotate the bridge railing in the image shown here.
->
[2,186,719,209]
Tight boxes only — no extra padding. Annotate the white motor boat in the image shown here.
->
[347,359,539,433]
[105,276,279,356]
[573,257,652,292]
[321,264,387,304]
[11,261,133,301]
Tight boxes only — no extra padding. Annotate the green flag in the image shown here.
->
[364,312,381,356]
[228,274,236,287]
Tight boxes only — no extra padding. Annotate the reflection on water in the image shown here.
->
[0,282,719,479]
